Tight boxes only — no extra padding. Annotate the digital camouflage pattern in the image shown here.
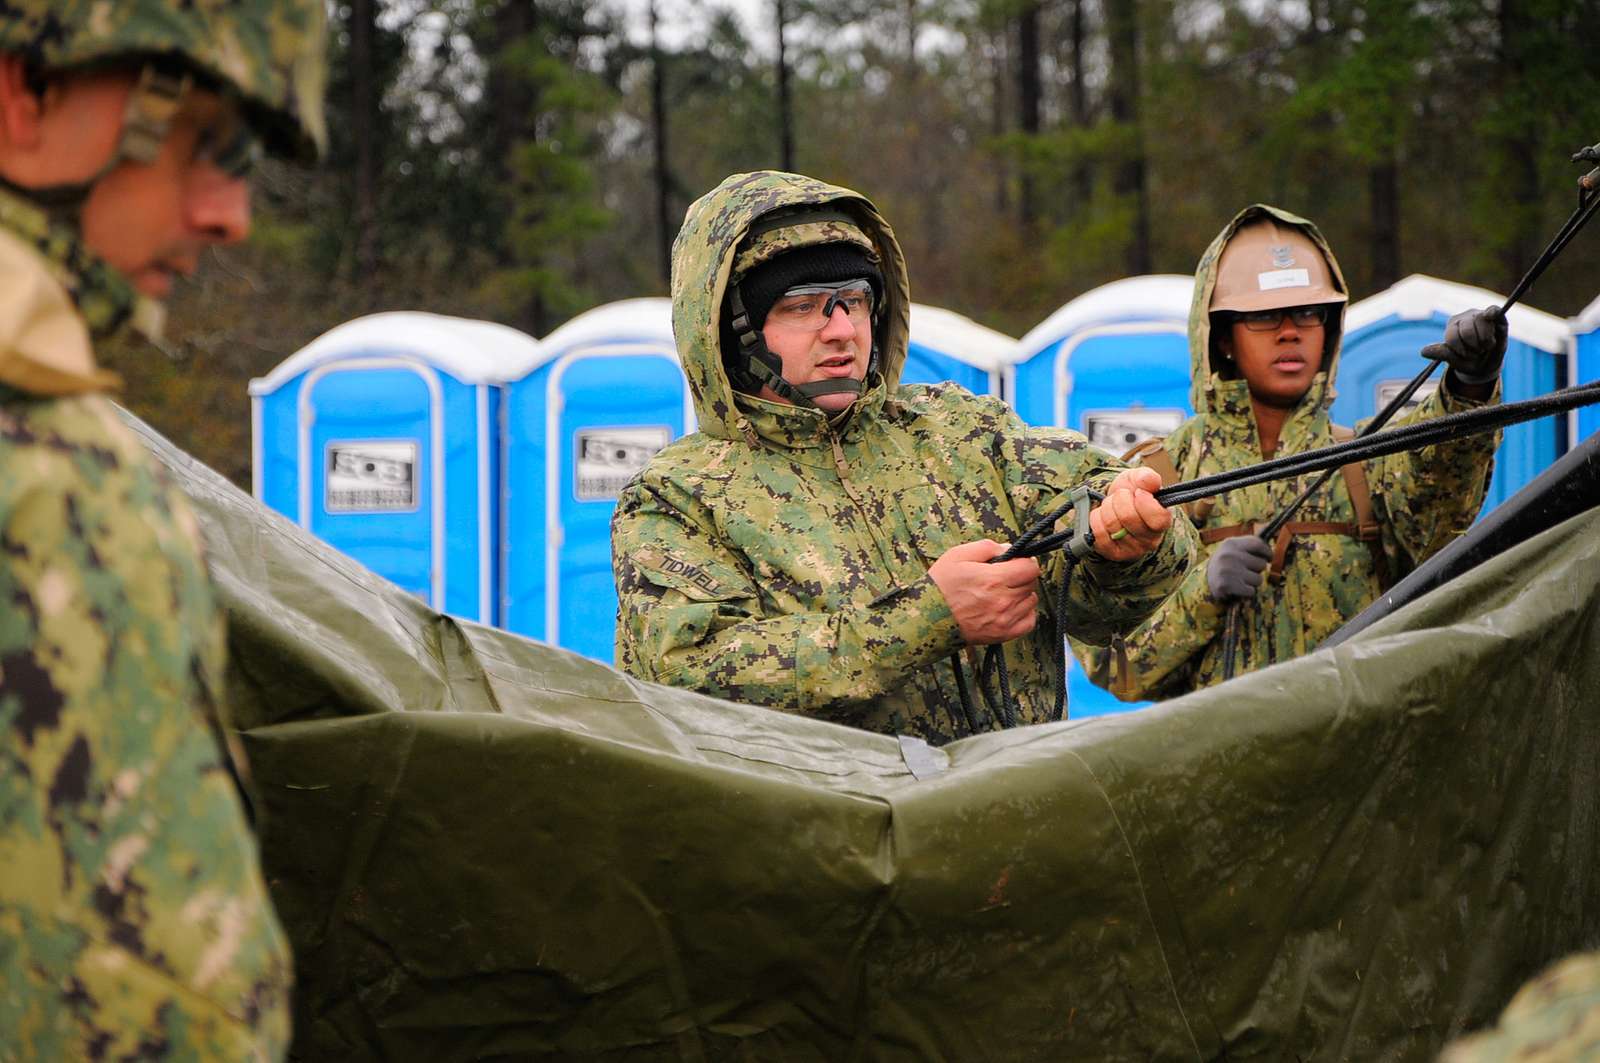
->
[732,214,878,278]
[0,0,328,160]
[0,186,146,355]
[612,170,1197,743]
[1441,951,1600,1061]
[1073,204,1499,699]
[0,176,290,1053]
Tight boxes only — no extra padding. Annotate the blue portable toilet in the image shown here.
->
[1006,276,1194,719]
[500,298,693,662]
[250,312,532,624]
[1571,292,1600,445]
[903,303,1012,396]
[1339,274,1570,513]
[1007,275,1194,453]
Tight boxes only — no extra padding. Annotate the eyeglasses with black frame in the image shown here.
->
[1235,305,1330,332]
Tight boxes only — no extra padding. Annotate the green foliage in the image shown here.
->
[114,0,1600,486]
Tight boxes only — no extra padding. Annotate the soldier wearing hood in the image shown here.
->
[0,0,326,1055]
[611,171,1198,742]
[1075,205,1504,699]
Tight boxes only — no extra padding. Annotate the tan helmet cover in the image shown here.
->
[1210,218,1348,313]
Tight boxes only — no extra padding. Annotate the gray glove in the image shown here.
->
[1421,306,1507,385]
[1207,535,1272,601]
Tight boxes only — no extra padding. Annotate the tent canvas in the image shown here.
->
[128,406,1600,1060]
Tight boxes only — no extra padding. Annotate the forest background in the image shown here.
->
[103,0,1600,487]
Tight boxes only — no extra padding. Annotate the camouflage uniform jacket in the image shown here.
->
[1074,205,1498,700]
[0,190,291,1059]
[612,171,1197,743]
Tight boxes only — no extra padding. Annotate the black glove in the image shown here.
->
[1421,306,1507,386]
[1206,535,1272,601]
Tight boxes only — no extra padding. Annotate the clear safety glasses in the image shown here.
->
[766,278,876,332]
[1237,305,1329,332]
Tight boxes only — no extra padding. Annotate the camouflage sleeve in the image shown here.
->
[1363,373,1500,572]
[1002,425,1199,647]
[612,481,964,715]
[1070,560,1224,701]
[0,466,290,1059]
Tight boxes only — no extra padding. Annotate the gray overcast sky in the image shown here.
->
[618,0,775,53]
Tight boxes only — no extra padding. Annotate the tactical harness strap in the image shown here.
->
[1107,430,1389,697]
[13,66,190,216]
[1124,430,1387,585]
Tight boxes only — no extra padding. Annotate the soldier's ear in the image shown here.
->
[0,54,46,152]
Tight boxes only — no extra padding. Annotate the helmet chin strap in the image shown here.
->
[11,65,189,221]
[728,284,869,409]
[0,65,186,344]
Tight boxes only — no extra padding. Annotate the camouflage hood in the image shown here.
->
[1188,204,1350,418]
[670,171,910,442]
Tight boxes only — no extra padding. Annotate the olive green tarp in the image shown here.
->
[139,415,1600,1061]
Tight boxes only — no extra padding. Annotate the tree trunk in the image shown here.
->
[1106,0,1151,274]
[649,1,672,287]
[775,0,795,171]
[487,1,540,334]
[1368,148,1401,291]
[349,0,380,282]
[1066,0,1091,212]
[1498,0,1541,290]
[991,26,1010,216]
[1016,2,1041,226]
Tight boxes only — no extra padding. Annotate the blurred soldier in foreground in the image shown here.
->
[1441,950,1600,1061]
[1075,205,1502,699]
[611,171,1197,743]
[0,2,326,1056]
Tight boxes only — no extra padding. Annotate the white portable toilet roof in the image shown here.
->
[1574,291,1600,333]
[907,303,1015,373]
[506,298,677,378]
[1344,274,1569,354]
[1013,274,1194,360]
[248,311,539,395]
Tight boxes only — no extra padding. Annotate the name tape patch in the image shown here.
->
[637,545,734,598]
[1257,268,1310,292]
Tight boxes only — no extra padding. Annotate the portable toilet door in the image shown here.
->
[250,312,531,624]
[1005,276,1193,719]
[1007,275,1195,454]
[1571,292,1600,445]
[1338,275,1570,513]
[500,298,693,662]
[903,303,1011,396]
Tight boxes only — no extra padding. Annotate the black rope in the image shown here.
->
[948,652,982,736]
[943,379,1600,728]
[1051,563,1072,722]
[1151,380,1600,514]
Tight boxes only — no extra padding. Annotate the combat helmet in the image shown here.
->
[0,0,328,200]
[724,204,885,409]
